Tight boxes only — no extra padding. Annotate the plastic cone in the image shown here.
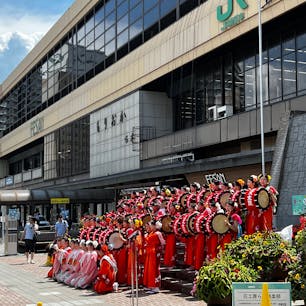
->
[261,283,271,306]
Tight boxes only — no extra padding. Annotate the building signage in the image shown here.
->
[292,195,306,215]
[30,117,44,136]
[50,198,70,204]
[205,173,227,184]
[232,282,291,306]
[217,0,248,31]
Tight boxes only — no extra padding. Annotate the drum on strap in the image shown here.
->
[247,187,270,210]
[217,191,231,209]
[173,215,183,236]
[186,212,199,235]
[99,229,112,244]
[210,213,230,234]
[239,189,248,211]
[179,193,189,208]
[181,213,190,235]
[161,215,173,233]
[107,231,124,250]
[194,213,209,234]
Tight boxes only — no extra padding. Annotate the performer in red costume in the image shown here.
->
[94,244,117,294]
[143,220,165,294]
[258,174,278,231]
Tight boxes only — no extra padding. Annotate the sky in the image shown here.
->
[0,0,75,84]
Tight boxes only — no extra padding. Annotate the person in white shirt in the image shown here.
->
[21,217,39,264]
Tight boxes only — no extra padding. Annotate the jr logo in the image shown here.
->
[217,0,248,22]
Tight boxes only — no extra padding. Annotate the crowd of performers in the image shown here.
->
[47,173,278,294]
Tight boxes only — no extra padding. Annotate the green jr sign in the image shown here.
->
[217,0,248,31]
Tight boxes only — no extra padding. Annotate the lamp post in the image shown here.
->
[258,0,265,176]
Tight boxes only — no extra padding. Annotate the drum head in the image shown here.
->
[108,231,124,250]
[211,213,229,234]
[219,191,231,208]
[257,188,270,210]
[180,194,189,207]
[161,215,172,233]
[187,212,199,235]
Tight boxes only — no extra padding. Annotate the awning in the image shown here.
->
[0,189,115,204]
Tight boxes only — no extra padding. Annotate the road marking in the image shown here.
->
[39,291,61,296]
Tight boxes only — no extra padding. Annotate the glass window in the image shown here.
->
[269,58,282,102]
[245,68,256,110]
[245,54,255,70]
[105,25,116,43]
[118,14,129,33]
[234,59,244,112]
[130,18,143,39]
[144,5,159,29]
[117,0,128,19]
[105,40,116,57]
[86,29,95,46]
[95,34,104,50]
[105,11,116,29]
[256,63,268,103]
[95,22,104,38]
[95,6,104,25]
[130,0,141,9]
[77,24,85,41]
[297,31,306,49]
[117,28,129,48]
[282,52,296,97]
[144,0,158,12]
[283,36,295,56]
[130,2,143,24]
[105,0,115,16]
[160,0,177,17]
[297,46,306,93]
[86,15,94,34]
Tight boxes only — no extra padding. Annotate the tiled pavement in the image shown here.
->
[0,253,205,306]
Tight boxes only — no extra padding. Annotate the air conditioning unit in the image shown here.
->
[217,105,233,119]
[208,106,217,121]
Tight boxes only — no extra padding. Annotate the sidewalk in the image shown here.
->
[0,253,205,306]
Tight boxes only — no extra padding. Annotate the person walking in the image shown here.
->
[55,215,68,238]
[21,217,39,264]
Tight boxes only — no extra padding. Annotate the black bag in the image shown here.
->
[33,232,38,242]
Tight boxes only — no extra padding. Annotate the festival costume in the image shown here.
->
[163,232,176,267]
[143,230,164,290]
[63,249,84,285]
[94,254,117,294]
[113,245,127,284]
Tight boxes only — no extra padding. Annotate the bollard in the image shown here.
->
[37,302,43,306]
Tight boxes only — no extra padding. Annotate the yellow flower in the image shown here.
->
[242,253,246,258]
[257,266,263,271]
[301,284,305,289]
[244,235,249,240]
[294,274,301,281]
[280,242,285,248]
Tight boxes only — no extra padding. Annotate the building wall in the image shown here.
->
[140,91,173,139]
[277,112,306,228]
[90,91,140,178]
[0,0,302,158]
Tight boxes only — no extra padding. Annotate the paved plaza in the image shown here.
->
[0,253,205,306]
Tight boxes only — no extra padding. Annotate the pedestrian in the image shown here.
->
[21,216,39,264]
[55,215,68,238]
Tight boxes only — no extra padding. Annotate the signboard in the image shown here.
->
[50,198,70,205]
[205,173,227,185]
[292,195,306,215]
[232,282,291,306]
[217,0,248,31]
[5,176,13,185]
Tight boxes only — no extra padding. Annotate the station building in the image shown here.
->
[0,0,306,227]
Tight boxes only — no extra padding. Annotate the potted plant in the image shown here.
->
[288,229,306,303]
[196,254,259,306]
[224,231,299,281]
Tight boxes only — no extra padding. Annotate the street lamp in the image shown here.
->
[258,0,271,176]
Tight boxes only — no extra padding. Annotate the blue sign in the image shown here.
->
[292,195,306,215]
[5,176,13,185]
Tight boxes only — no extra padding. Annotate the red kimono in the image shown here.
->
[143,231,165,289]
[94,254,117,294]
[163,233,176,267]
[113,246,127,284]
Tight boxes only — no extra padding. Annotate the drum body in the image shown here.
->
[161,215,173,233]
[173,215,183,236]
[194,213,209,234]
[217,191,231,209]
[108,231,124,250]
[239,189,248,210]
[247,187,270,210]
[186,212,199,235]
[209,213,230,234]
